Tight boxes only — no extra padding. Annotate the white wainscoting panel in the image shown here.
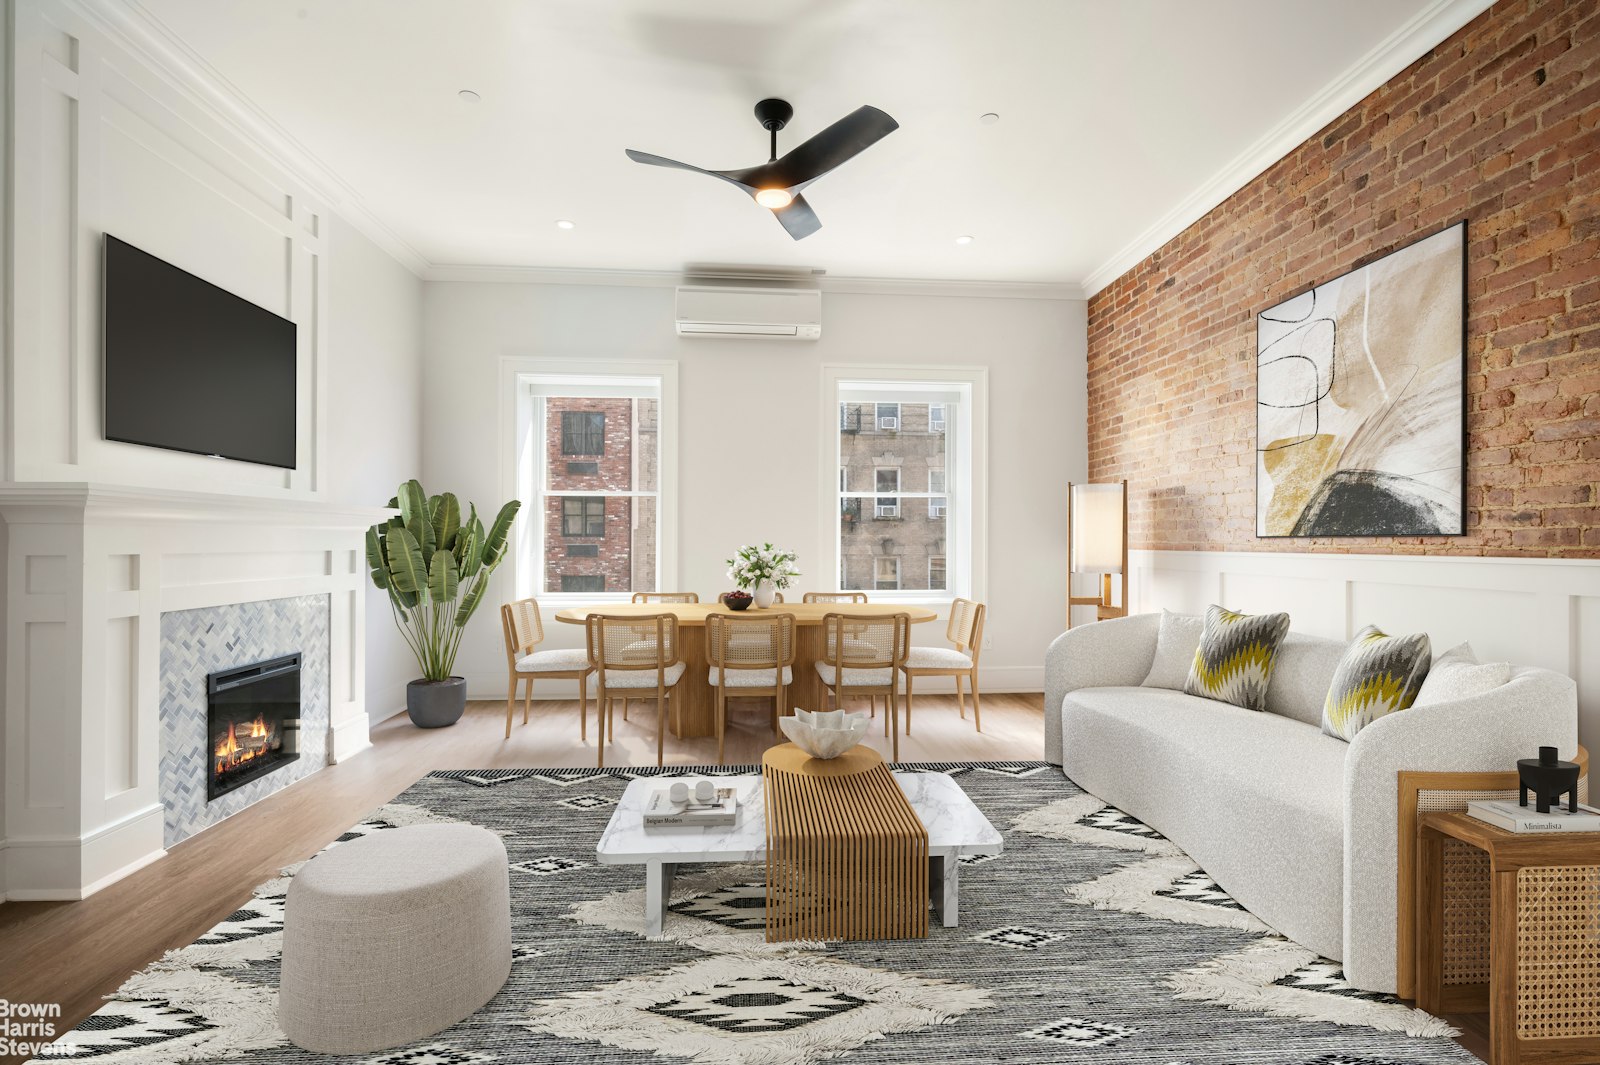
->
[7,0,327,496]
[1131,550,1600,750]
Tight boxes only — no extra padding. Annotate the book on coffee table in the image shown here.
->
[1467,798,1600,833]
[642,786,739,828]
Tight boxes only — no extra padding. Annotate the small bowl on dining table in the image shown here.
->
[723,592,753,611]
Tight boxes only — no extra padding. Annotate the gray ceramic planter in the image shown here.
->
[406,677,467,728]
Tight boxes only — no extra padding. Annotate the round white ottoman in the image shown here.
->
[279,823,511,1055]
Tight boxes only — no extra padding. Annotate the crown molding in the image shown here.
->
[73,0,431,276]
[424,263,1085,301]
[0,481,394,526]
[1079,0,1496,298]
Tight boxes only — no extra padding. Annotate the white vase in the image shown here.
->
[753,581,777,609]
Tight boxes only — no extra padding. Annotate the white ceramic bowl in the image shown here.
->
[779,708,871,760]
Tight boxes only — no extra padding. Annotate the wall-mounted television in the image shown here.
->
[103,234,298,469]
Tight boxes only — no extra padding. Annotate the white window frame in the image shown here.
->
[874,467,900,519]
[876,402,900,431]
[928,404,946,432]
[502,357,679,605]
[928,555,946,590]
[821,365,987,606]
[928,469,946,518]
[875,556,900,591]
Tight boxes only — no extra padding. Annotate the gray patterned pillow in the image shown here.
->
[1321,625,1432,741]
[1183,605,1292,712]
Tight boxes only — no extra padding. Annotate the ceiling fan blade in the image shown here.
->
[767,105,898,191]
[624,149,752,191]
[771,194,821,240]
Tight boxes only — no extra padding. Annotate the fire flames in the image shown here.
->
[214,714,275,777]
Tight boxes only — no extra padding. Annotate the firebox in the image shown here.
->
[206,653,301,802]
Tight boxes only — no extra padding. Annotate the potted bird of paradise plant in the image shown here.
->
[366,480,520,727]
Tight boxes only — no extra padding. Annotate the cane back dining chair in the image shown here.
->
[801,592,869,604]
[585,613,686,768]
[900,598,987,735]
[815,612,910,762]
[632,592,700,603]
[500,598,593,741]
[706,613,795,765]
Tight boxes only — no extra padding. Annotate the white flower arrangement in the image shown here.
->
[725,543,801,590]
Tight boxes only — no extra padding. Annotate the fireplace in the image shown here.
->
[207,653,302,802]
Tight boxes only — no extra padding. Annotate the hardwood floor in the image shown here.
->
[0,690,1488,1063]
[0,692,1041,1061]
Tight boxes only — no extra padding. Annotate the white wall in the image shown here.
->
[421,281,1087,700]
[325,216,424,723]
[1132,549,1600,751]
[0,0,421,896]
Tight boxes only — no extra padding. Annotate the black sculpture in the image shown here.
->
[1517,746,1580,814]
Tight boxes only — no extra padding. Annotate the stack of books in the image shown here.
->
[1467,799,1600,833]
[642,785,740,828]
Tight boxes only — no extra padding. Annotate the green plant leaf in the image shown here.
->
[431,492,461,551]
[454,571,489,628]
[397,480,426,534]
[427,547,459,603]
[455,525,483,581]
[386,526,429,599]
[416,507,436,567]
[365,527,390,590]
[481,500,521,570]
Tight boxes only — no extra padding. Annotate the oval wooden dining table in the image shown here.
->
[553,602,938,739]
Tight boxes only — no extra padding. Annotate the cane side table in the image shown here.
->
[1415,811,1600,1065]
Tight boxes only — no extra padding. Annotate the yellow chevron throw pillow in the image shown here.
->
[1321,625,1432,741]
[1183,605,1291,712]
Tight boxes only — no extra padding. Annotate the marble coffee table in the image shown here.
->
[596,772,1003,938]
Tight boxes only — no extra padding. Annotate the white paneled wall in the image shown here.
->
[1130,550,1600,749]
[7,0,328,496]
[0,1,423,899]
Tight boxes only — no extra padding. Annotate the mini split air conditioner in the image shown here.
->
[675,285,822,340]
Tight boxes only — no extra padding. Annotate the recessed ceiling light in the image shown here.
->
[954,235,975,245]
[979,112,1000,125]
[458,89,480,102]
[555,219,576,230]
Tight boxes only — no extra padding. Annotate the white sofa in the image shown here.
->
[1043,612,1579,994]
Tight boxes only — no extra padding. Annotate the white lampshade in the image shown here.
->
[1070,482,1125,574]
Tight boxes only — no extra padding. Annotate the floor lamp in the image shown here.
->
[1066,480,1128,629]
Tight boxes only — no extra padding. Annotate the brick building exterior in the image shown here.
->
[1086,0,1598,558]
[839,401,948,591]
[541,397,658,593]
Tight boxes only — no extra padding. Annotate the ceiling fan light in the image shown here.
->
[755,187,794,209]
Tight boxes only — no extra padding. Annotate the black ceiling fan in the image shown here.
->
[625,98,899,240]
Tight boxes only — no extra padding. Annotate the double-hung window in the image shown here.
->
[515,365,674,599]
[828,369,984,601]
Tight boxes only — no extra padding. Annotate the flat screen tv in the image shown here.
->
[103,234,298,469]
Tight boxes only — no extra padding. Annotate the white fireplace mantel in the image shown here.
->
[0,482,393,901]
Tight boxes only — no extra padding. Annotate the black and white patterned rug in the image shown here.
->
[38,763,1477,1065]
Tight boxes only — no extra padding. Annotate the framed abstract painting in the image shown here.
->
[1255,220,1466,537]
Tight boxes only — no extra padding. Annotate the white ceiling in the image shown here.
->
[134,0,1480,289]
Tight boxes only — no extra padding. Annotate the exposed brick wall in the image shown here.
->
[1086,0,1599,557]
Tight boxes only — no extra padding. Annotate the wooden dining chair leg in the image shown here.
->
[595,688,605,768]
[889,688,900,764]
[955,673,967,719]
[971,671,982,732]
[608,694,615,743]
[579,677,590,739]
[623,698,629,722]
[882,691,890,737]
[503,678,515,740]
[656,687,667,767]
[716,686,726,766]
[904,674,914,736]
[523,677,533,725]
